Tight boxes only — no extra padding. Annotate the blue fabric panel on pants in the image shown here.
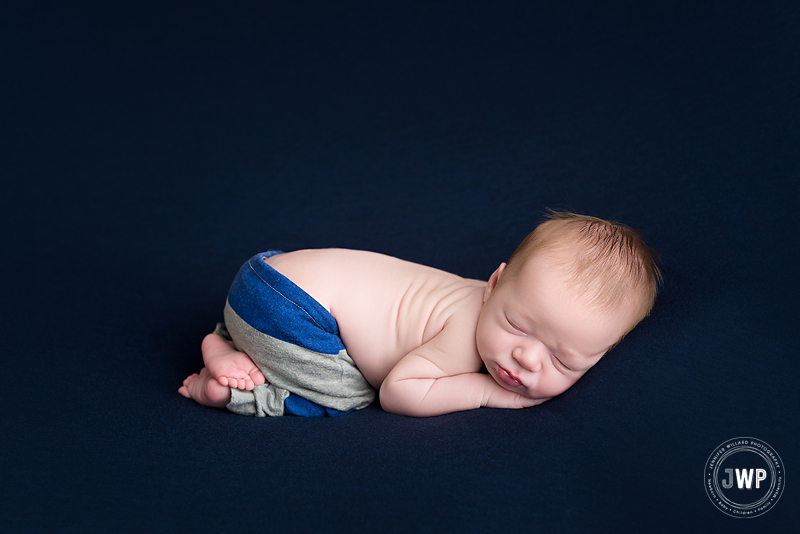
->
[226,251,346,355]
[283,394,355,417]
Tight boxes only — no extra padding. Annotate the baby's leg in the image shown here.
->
[201,333,266,391]
[178,367,231,408]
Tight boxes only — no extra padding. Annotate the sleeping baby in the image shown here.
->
[179,211,661,417]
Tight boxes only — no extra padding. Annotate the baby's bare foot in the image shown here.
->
[201,333,266,391]
[178,367,232,408]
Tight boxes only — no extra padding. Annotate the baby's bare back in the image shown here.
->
[264,249,486,389]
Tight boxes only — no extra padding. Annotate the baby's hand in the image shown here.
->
[482,387,549,410]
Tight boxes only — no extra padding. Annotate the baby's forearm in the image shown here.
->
[381,372,484,416]
[380,372,535,417]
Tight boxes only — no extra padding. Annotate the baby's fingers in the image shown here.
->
[519,396,550,408]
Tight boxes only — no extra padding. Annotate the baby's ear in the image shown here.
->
[484,263,507,303]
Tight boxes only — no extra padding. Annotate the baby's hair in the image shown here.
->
[505,211,662,330]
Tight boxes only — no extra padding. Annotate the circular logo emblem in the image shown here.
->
[704,437,785,518]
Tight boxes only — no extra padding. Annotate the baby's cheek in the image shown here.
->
[540,373,576,398]
[556,374,582,396]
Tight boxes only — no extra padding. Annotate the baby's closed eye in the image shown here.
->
[550,353,573,372]
[504,314,527,335]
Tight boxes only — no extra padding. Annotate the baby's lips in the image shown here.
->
[497,366,523,387]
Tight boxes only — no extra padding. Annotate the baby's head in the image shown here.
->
[476,211,661,402]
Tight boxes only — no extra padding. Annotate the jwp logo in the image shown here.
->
[704,438,785,518]
[720,468,766,490]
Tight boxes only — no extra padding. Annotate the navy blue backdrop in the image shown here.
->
[2,1,798,532]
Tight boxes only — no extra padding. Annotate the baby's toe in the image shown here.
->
[251,371,266,386]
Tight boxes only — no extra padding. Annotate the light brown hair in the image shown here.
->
[505,211,662,329]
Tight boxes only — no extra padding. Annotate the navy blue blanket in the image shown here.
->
[2,1,797,531]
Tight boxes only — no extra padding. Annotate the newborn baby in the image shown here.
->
[179,212,661,417]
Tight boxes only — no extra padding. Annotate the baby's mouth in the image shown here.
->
[497,366,523,388]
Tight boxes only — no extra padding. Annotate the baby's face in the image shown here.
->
[476,253,634,402]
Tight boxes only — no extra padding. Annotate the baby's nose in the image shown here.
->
[512,347,542,373]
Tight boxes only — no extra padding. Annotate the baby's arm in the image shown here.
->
[379,319,540,417]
